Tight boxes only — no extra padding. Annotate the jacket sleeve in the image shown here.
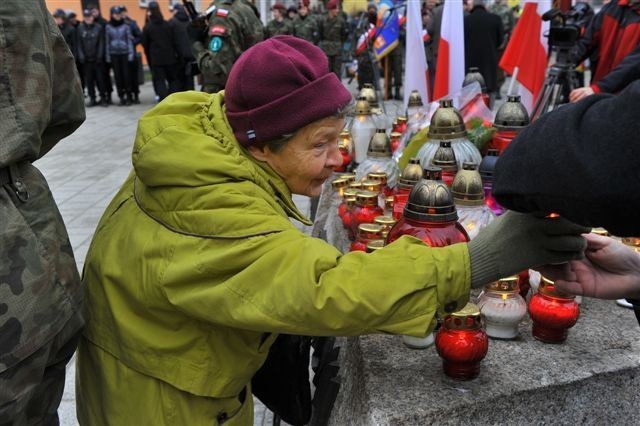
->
[162,230,470,337]
[126,25,134,60]
[591,43,640,94]
[494,79,640,236]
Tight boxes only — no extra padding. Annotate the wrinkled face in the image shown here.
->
[248,116,344,197]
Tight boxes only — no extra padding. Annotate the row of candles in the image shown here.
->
[333,83,640,381]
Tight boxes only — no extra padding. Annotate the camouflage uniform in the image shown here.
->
[318,12,347,78]
[0,0,85,423]
[265,18,294,38]
[192,0,264,93]
[293,13,319,44]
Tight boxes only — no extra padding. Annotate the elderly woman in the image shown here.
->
[76,36,587,424]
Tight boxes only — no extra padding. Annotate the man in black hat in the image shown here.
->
[77,9,107,106]
[120,5,143,104]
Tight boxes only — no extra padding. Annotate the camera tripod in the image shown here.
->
[530,44,580,121]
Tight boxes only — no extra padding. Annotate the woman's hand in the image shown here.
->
[538,234,640,299]
[569,86,595,103]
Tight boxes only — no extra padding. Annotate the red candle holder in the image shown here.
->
[386,167,469,247]
[350,223,384,252]
[340,196,357,241]
[393,116,408,134]
[435,303,489,380]
[390,132,402,153]
[367,172,393,197]
[528,277,580,343]
[392,158,423,220]
[351,191,384,237]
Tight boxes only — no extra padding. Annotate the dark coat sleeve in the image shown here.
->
[493,79,640,236]
[593,43,640,94]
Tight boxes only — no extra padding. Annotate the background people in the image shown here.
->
[105,6,134,105]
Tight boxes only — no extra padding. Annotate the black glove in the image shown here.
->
[187,19,207,43]
[468,211,590,288]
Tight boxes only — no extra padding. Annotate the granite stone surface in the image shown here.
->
[315,186,640,425]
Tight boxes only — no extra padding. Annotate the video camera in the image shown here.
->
[542,2,593,49]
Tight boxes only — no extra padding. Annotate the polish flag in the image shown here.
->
[499,0,552,114]
[404,0,429,108]
[433,0,465,101]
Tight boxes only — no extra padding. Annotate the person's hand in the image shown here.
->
[467,211,589,288]
[538,234,640,299]
[187,19,207,43]
[569,86,595,103]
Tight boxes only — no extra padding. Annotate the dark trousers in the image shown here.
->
[128,53,140,95]
[111,54,131,99]
[178,60,195,91]
[83,61,106,100]
[150,64,179,101]
[327,55,341,80]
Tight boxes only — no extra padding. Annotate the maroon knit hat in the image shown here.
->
[225,36,352,147]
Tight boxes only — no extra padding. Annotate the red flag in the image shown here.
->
[499,1,550,112]
[433,0,465,101]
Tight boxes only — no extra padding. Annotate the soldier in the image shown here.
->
[293,0,319,44]
[265,3,294,38]
[0,0,85,424]
[190,0,264,93]
[318,0,348,79]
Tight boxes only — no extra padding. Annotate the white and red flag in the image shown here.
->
[403,0,429,109]
[433,0,465,101]
[499,0,552,113]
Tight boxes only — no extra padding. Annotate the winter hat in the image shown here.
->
[225,36,352,148]
[326,0,339,10]
[272,2,286,11]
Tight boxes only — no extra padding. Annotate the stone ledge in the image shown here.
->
[329,298,640,425]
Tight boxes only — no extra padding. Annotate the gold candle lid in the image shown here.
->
[385,196,394,210]
[485,276,519,293]
[361,179,382,193]
[390,132,402,140]
[339,173,356,183]
[443,303,482,331]
[343,188,358,199]
[345,197,357,207]
[358,223,383,238]
[365,240,385,253]
[331,178,349,190]
[538,277,575,299]
[374,215,397,227]
[367,172,388,186]
[355,190,379,206]
[397,116,408,124]
[349,182,363,189]
[591,227,609,237]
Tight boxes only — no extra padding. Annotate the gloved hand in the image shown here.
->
[468,211,590,288]
[187,20,207,43]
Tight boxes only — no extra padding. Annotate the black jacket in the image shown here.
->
[169,12,194,61]
[142,18,182,66]
[494,79,640,236]
[464,6,504,93]
[77,22,104,63]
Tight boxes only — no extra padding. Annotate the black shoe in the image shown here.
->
[132,93,140,104]
[119,97,126,106]
[99,98,108,107]
[125,97,132,106]
[106,94,113,105]
[87,98,98,107]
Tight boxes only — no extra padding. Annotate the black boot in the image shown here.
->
[119,97,126,106]
[125,93,133,106]
[394,87,402,101]
[132,92,140,104]
[106,92,113,105]
[87,98,98,107]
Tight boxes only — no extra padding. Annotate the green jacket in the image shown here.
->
[265,18,294,38]
[77,91,470,425]
[319,13,347,56]
[293,13,319,44]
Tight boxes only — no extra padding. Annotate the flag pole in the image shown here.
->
[508,67,519,96]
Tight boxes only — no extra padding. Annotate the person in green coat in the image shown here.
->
[76,36,588,425]
[293,0,319,44]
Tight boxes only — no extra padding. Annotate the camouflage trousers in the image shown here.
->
[0,312,82,426]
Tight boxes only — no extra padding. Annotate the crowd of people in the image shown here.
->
[53,2,193,107]
[2,0,640,425]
